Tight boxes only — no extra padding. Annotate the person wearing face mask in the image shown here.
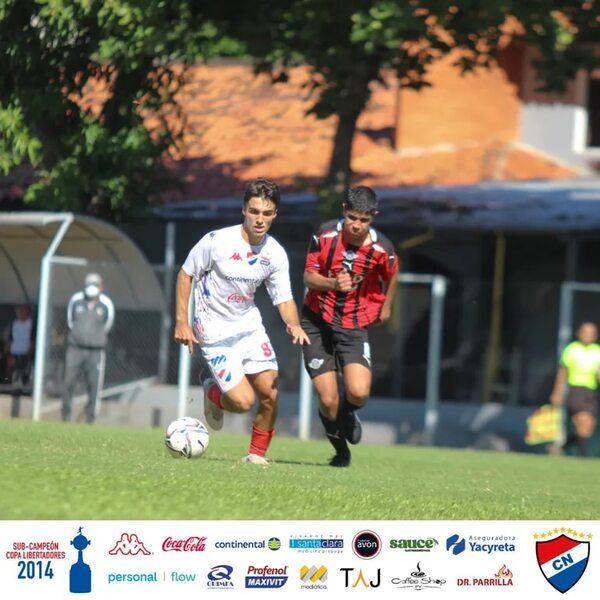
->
[61,273,115,423]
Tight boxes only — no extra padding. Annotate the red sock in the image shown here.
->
[249,425,275,457]
[208,383,224,410]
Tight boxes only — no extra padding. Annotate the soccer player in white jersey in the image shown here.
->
[174,178,309,465]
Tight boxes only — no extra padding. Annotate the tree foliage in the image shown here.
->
[227,0,600,210]
[0,0,239,219]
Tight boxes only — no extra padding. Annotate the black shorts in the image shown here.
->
[300,307,371,379]
[566,386,598,418]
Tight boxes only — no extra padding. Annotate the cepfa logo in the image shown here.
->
[446,534,466,555]
[108,533,151,556]
[535,528,590,593]
[340,567,381,588]
[352,530,381,559]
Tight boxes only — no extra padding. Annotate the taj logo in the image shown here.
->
[341,567,380,588]
[108,533,152,556]
[536,530,590,593]
[162,536,207,552]
[230,253,242,261]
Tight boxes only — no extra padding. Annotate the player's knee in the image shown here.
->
[345,385,370,405]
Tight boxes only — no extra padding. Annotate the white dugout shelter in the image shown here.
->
[0,212,166,420]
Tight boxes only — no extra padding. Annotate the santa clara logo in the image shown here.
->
[535,527,591,593]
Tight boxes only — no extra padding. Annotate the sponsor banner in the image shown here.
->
[0,521,597,599]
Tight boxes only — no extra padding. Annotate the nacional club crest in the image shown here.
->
[535,533,590,593]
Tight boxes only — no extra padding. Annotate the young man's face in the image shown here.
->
[242,197,278,241]
[578,323,598,345]
[342,208,375,244]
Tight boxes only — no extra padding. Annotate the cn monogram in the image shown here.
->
[162,536,207,552]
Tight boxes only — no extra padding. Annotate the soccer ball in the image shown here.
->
[164,417,210,459]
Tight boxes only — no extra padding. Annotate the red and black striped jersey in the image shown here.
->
[303,219,399,329]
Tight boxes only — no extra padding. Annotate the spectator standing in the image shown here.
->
[61,273,114,423]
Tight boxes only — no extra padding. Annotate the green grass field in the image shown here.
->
[1,419,598,520]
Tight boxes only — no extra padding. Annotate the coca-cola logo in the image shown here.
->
[162,536,207,552]
[227,293,253,303]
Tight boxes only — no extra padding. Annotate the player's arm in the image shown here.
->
[174,269,198,354]
[276,299,310,345]
[303,270,354,292]
[550,365,567,405]
[376,262,399,324]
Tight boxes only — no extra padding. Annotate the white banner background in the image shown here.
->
[0,520,596,599]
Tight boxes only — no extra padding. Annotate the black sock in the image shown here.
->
[577,437,589,457]
[562,432,577,450]
[338,395,362,420]
[319,412,349,455]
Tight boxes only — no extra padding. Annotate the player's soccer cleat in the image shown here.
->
[344,411,362,445]
[329,452,351,467]
[203,377,224,431]
[242,453,270,465]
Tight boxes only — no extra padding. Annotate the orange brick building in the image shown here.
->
[166,44,598,202]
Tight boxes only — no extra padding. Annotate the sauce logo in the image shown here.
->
[535,529,590,593]
[352,531,381,559]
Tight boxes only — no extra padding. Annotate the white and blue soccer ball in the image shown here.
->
[165,417,210,459]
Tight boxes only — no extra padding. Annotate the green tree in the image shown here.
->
[0,0,239,219]
[229,0,599,212]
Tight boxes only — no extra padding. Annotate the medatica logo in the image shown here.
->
[300,565,328,589]
[288,535,343,553]
[245,565,288,589]
[352,531,381,559]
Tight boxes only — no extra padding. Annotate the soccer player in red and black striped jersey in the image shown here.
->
[301,186,399,467]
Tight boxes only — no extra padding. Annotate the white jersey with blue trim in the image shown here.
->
[181,224,293,344]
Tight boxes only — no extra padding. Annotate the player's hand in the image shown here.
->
[174,322,199,354]
[286,324,310,345]
[334,269,355,292]
[549,391,563,406]
[376,305,392,325]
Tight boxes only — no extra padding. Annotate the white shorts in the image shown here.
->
[200,328,278,393]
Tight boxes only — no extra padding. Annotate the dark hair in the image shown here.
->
[344,186,378,215]
[244,177,280,207]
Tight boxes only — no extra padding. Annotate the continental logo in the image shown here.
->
[390,537,439,552]
[300,565,328,589]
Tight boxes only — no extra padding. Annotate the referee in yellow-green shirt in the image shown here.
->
[550,322,600,457]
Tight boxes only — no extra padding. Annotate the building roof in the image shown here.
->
[157,178,600,233]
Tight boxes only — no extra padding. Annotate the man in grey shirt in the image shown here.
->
[61,273,115,423]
